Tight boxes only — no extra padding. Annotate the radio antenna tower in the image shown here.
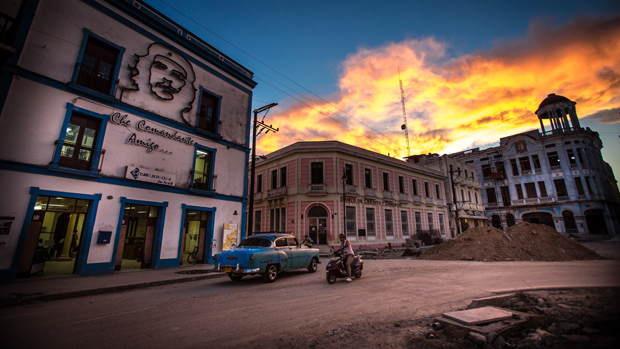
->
[398,68,411,157]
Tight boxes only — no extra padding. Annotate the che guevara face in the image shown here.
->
[149,54,188,100]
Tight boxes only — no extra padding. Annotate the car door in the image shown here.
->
[287,237,306,269]
[275,237,292,270]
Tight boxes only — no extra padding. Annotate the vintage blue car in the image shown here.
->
[213,233,320,282]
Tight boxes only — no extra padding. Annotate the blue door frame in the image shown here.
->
[179,204,216,264]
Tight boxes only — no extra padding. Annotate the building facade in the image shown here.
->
[450,94,620,236]
[250,141,450,249]
[407,154,486,237]
[0,0,256,282]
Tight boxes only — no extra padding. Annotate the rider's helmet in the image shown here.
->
[339,233,345,238]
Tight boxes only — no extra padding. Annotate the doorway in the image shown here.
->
[17,196,89,279]
[522,212,554,229]
[181,209,212,265]
[115,204,159,271]
[308,206,328,245]
[585,209,608,235]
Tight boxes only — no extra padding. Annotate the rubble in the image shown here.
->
[419,222,602,261]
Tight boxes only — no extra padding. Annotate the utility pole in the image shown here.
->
[449,166,462,236]
[398,68,411,157]
[248,103,278,237]
[341,168,348,237]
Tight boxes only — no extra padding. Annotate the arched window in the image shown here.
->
[563,210,577,235]
[491,215,501,229]
[506,214,515,227]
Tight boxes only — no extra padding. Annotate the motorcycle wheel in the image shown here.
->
[326,271,337,284]
[354,269,362,278]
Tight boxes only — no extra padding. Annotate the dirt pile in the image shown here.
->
[419,222,602,261]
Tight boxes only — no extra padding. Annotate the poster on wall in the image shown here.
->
[0,212,16,243]
[222,223,238,250]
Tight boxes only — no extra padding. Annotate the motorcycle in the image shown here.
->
[325,250,363,284]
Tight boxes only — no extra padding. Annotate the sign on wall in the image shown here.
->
[222,223,238,250]
[125,166,176,186]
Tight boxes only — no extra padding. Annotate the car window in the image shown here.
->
[239,237,272,247]
[287,237,297,247]
[275,238,287,247]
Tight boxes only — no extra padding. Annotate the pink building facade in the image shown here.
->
[250,141,449,249]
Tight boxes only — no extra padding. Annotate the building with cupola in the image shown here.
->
[0,0,256,282]
[449,94,620,236]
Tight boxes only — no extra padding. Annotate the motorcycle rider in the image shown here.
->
[338,233,355,282]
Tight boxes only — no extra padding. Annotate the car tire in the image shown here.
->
[262,264,278,283]
[307,258,318,273]
[229,274,243,281]
[354,269,362,278]
[326,271,337,284]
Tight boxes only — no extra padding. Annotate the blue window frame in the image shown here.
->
[48,103,109,176]
[190,143,217,192]
[196,87,222,135]
[71,29,125,97]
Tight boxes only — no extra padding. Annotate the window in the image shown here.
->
[275,238,287,247]
[427,212,434,231]
[544,143,556,148]
[486,188,497,203]
[256,174,262,192]
[197,89,221,134]
[254,211,261,232]
[58,113,101,171]
[554,179,568,197]
[500,186,511,206]
[366,208,376,236]
[438,213,445,235]
[275,209,281,231]
[193,147,216,191]
[585,177,594,194]
[364,168,372,188]
[575,177,585,195]
[280,167,287,187]
[538,181,548,197]
[280,207,286,232]
[73,31,124,95]
[566,149,577,164]
[385,209,394,236]
[481,163,492,178]
[510,159,519,176]
[435,184,441,199]
[532,155,541,170]
[412,179,418,196]
[383,172,390,191]
[401,211,409,236]
[475,192,479,203]
[515,184,524,200]
[271,169,278,189]
[424,182,430,197]
[346,206,356,236]
[464,169,468,178]
[460,189,464,201]
[311,162,323,184]
[399,176,405,194]
[269,208,286,232]
[415,212,422,233]
[270,209,274,231]
[468,191,472,202]
[576,149,585,166]
[519,157,532,172]
[525,183,537,198]
[547,151,560,168]
[345,164,353,185]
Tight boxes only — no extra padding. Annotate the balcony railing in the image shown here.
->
[254,192,262,200]
[557,196,570,201]
[522,169,532,176]
[0,12,17,47]
[539,197,555,203]
[566,228,579,235]
[509,197,556,206]
[267,187,287,197]
[533,167,541,174]
[578,195,587,200]
[384,191,393,199]
[426,197,433,205]
[308,184,326,195]
[345,185,357,194]
[192,171,216,191]
[399,193,408,201]
[413,196,422,203]
[551,166,562,172]
[365,188,376,196]
[570,164,579,170]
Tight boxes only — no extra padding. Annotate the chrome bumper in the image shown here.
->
[213,263,261,274]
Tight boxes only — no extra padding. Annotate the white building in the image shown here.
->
[0,0,256,282]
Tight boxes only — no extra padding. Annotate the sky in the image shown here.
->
[145,0,620,176]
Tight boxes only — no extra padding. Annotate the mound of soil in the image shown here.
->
[419,222,602,261]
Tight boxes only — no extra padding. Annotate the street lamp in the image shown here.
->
[341,168,348,237]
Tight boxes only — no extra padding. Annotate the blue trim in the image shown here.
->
[190,144,218,191]
[0,0,41,117]
[48,103,110,173]
[3,187,101,283]
[110,198,168,272]
[0,160,247,203]
[195,87,223,136]
[180,204,217,264]
[6,65,251,153]
[83,0,256,91]
[71,29,126,96]
[156,258,180,269]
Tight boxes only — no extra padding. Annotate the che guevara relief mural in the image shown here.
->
[123,43,197,127]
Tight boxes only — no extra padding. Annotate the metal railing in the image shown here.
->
[345,185,357,193]
[267,187,287,197]
[557,196,570,201]
[384,191,393,199]
[550,166,562,172]
[365,188,376,196]
[0,12,17,46]
[192,171,217,191]
[309,184,326,193]
[570,164,579,170]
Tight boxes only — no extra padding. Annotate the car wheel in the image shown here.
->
[354,269,362,279]
[307,258,318,273]
[326,271,337,284]
[262,264,278,283]
[229,274,243,281]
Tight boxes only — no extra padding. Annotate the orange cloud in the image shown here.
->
[257,15,620,158]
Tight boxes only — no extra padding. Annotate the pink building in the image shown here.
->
[249,141,449,250]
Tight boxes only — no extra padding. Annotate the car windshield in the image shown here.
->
[238,237,272,247]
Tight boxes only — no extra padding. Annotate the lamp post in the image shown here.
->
[248,103,277,237]
[341,168,348,237]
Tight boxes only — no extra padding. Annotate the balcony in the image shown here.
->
[254,192,262,201]
[425,197,433,205]
[365,188,376,196]
[192,171,217,192]
[570,164,579,170]
[533,167,541,174]
[557,196,570,202]
[413,196,422,204]
[551,166,562,172]
[522,170,532,176]
[308,184,327,196]
[267,187,287,198]
[578,195,587,200]
[399,193,408,201]
[345,185,357,194]
[384,191,393,199]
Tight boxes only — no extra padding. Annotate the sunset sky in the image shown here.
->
[148,0,620,175]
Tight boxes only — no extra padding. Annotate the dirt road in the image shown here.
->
[2,259,619,348]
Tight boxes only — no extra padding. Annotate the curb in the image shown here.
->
[1,272,226,308]
[489,285,620,294]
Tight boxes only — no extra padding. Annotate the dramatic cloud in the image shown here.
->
[257,15,620,158]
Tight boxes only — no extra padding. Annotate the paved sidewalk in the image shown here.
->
[0,264,224,307]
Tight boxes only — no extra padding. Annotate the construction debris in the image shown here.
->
[419,222,601,261]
